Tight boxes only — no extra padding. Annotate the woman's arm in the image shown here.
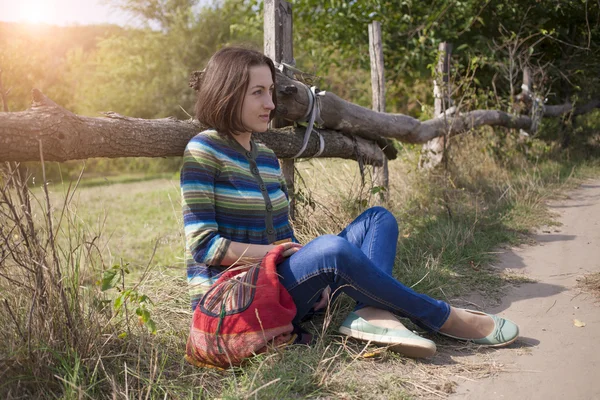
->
[220,241,276,266]
[221,241,301,266]
[182,138,234,266]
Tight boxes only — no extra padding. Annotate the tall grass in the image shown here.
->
[1,124,599,398]
[0,163,106,397]
[0,164,187,399]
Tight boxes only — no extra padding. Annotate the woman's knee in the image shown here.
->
[368,206,389,215]
[306,234,355,263]
[367,206,399,237]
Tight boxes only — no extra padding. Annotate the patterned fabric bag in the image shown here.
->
[185,245,297,369]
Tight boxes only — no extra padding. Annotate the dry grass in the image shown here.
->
[576,272,600,299]
[1,131,599,399]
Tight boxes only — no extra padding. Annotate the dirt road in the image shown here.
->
[452,181,600,400]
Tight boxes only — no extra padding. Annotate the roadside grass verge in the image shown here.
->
[1,130,599,399]
[576,272,600,299]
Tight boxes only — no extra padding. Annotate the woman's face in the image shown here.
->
[240,65,275,134]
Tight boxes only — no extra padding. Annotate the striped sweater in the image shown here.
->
[181,130,296,310]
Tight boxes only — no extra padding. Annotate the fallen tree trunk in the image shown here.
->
[544,99,600,117]
[2,72,599,164]
[274,71,600,143]
[0,89,386,165]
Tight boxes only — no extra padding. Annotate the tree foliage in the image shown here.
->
[0,22,124,111]
[2,1,598,128]
[287,0,600,113]
[70,0,261,119]
[106,0,200,30]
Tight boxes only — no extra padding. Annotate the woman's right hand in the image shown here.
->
[279,242,303,258]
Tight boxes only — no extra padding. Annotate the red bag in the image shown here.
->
[185,245,297,369]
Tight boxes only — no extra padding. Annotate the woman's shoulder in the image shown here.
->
[186,130,230,153]
[188,129,225,146]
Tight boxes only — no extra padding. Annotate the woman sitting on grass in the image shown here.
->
[181,46,519,358]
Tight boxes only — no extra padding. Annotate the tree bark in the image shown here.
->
[265,0,297,218]
[275,71,600,143]
[544,99,600,117]
[0,89,386,165]
[2,72,599,163]
[420,42,452,170]
[368,21,389,202]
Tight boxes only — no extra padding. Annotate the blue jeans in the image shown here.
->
[277,207,451,331]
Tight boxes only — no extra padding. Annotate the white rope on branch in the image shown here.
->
[273,61,326,159]
[293,85,326,159]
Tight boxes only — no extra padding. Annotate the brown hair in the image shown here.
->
[192,47,277,135]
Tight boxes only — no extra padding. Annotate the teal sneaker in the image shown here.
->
[438,309,519,347]
[338,312,437,358]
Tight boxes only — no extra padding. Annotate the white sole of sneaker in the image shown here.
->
[339,326,437,358]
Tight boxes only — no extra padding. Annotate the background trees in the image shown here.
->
[290,0,600,114]
[3,0,599,115]
[1,0,599,170]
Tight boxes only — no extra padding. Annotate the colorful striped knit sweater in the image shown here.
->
[181,130,296,310]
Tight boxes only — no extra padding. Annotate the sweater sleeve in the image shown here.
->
[181,138,231,266]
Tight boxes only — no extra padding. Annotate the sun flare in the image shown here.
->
[17,0,54,24]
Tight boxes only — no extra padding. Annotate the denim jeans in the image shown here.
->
[277,207,451,331]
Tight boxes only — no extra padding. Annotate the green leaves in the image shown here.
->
[69,0,262,120]
[100,264,128,291]
[100,269,119,292]
[99,262,157,334]
[371,185,387,202]
[136,305,157,334]
[290,0,600,110]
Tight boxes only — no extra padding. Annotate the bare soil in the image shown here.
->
[451,180,600,400]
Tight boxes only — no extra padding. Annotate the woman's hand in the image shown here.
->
[279,242,303,258]
[313,286,332,311]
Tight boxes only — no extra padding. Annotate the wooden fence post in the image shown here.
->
[522,66,532,96]
[368,21,389,202]
[420,42,453,169]
[518,66,534,138]
[264,0,297,219]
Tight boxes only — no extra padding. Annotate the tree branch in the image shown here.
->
[274,71,600,144]
[2,75,598,164]
[0,90,386,165]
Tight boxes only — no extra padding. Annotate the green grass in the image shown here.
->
[2,127,600,399]
[44,175,184,270]
[74,172,178,188]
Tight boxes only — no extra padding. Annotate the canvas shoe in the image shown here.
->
[438,309,519,347]
[339,312,437,358]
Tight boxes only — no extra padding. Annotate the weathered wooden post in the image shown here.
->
[368,21,389,202]
[264,0,297,219]
[420,42,453,169]
[518,66,534,138]
[521,66,532,97]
